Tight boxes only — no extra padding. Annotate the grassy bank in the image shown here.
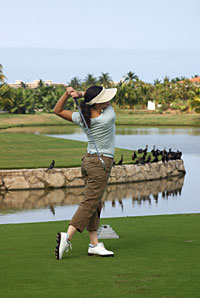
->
[0,133,132,169]
[0,214,200,298]
[0,109,200,129]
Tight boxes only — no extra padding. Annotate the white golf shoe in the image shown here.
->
[55,232,72,260]
[88,242,114,257]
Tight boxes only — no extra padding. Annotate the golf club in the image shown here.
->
[73,97,105,170]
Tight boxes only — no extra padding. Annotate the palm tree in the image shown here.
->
[68,77,82,90]
[98,72,112,88]
[180,76,188,81]
[163,76,170,83]
[0,84,13,112]
[3,87,36,114]
[38,79,44,88]
[171,77,182,83]
[83,74,97,88]
[0,64,6,84]
[123,71,139,83]
[153,79,161,85]
[20,81,27,89]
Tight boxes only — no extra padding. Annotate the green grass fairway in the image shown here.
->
[0,214,200,298]
[115,112,200,126]
[0,133,132,169]
[0,111,200,129]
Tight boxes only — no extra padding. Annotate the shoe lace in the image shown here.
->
[99,242,105,248]
[66,240,72,252]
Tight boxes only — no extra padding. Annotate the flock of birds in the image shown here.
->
[47,145,182,169]
[114,145,182,166]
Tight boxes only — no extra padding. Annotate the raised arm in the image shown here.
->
[54,87,84,122]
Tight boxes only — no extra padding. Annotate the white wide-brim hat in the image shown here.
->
[86,87,117,105]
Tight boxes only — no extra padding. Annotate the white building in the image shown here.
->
[8,80,67,89]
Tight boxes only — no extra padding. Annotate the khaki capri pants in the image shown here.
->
[70,153,113,233]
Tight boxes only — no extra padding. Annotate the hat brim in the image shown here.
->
[86,88,117,105]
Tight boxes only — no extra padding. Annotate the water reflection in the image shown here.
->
[0,176,184,217]
[0,125,199,223]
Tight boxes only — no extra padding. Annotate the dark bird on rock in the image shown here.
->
[152,155,158,163]
[143,145,148,154]
[162,147,167,155]
[175,150,182,160]
[156,148,162,155]
[162,153,167,163]
[151,145,156,154]
[47,160,55,170]
[138,148,143,154]
[131,151,137,160]
[142,151,147,159]
[145,155,151,163]
[138,145,148,154]
[117,155,123,165]
[168,149,182,160]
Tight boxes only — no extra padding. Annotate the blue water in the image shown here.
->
[0,126,200,224]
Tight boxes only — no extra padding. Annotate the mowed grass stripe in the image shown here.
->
[0,133,132,169]
[0,214,200,298]
[1,112,200,128]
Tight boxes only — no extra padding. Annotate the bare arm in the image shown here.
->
[54,90,73,122]
[54,87,85,122]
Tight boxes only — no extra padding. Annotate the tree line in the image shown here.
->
[0,64,200,114]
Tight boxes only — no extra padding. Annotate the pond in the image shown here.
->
[0,125,200,224]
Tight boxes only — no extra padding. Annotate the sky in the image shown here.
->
[1,0,200,83]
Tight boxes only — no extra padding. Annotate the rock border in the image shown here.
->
[0,160,185,191]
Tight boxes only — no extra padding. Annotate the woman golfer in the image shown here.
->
[54,85,117,259]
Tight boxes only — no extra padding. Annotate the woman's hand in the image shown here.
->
[66,87,84,98]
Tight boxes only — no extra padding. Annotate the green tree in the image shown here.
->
[98,72,112,88]
[21,81,27,89]
[38,79,44,88]
[0,64,6,84]
[8,88,36,114]
[123,71,139,83]
[153,79,161,85]
[0,84,13,112]
[68,77,82,90]
[188,88,200,113]
[83,74,97,88]
[115,81,139,108]
[136,82,153,107]
[34,85,70,112]
[34,85,55,112]
[171,77,182,83]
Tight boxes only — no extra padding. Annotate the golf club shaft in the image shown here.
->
[73,98,105,170]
